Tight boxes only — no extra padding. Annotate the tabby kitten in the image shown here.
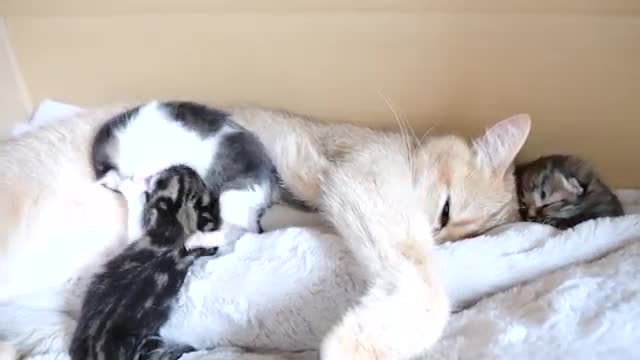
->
[69,165,221,360]
[515,154,624,229]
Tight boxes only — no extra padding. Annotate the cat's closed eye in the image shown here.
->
[439,197,450,229]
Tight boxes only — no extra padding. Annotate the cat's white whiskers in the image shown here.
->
[377,90,417,175]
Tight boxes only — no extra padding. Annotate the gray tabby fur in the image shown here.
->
[515,154,624,229]
[69,165,221,360]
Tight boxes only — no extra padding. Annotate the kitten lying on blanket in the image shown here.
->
[70,165,221,360]
[516,154,624,229]
[92,100,300,246]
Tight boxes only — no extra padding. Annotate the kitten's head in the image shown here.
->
[143,165,220,235]
[516,155,586,223]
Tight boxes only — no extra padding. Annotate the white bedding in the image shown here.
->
[7,102,640,360]
[159,197,640,360]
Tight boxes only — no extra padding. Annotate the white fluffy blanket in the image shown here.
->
[7,102,640,360]
[154,194,640,360]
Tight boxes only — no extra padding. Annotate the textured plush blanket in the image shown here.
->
[165,193,640,360]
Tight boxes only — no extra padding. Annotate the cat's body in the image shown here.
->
[70,165,221,360]
[516,154,623,229]
[92,101,285,237]
[0,103,531,359]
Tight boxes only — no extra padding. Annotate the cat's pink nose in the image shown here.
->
[527,207,537,218]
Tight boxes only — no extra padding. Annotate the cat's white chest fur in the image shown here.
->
[113,102,230,181]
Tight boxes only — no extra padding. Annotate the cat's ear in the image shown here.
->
[473,114,531,177]
[560,176,584,195]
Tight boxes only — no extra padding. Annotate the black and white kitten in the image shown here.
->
[69,165,221,360]
[515,154,624,229]
[92,100,289,247]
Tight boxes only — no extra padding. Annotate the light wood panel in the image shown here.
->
[0,18,30,137]
[2,0,640,15]
[4,8,640,186]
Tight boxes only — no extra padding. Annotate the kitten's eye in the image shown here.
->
[155,178,169,190]
[439,197,450,229]
[540,189,547,200]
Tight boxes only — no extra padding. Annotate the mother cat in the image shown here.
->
[0,102,530,359]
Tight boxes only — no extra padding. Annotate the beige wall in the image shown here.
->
[2,1,639,186]
[0,18,30,136]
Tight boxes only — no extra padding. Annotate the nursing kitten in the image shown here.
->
[1,102,531,360]
[69,165,221,360]
[91,100,287,242]
[516,154,624,229]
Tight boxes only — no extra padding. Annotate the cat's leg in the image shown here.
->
[219,185,271,234]
[317,154,450,359]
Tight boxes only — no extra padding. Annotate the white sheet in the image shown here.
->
[8,101,640,360]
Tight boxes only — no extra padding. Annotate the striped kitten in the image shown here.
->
[69,165,221,360]
[515,154,624,229]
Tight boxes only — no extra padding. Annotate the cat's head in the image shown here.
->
[516,155,586,223]
[322,114,531,249]
[419,114,532,243]
[143,165,220,234]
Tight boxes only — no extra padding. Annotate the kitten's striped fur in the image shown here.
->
[69,165,220,360]
[516,154,624,229]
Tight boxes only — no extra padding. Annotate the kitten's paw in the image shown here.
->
[187,246,219,258]
[166,344,197,360]
[185,231,226,251]
[97,170,122,191]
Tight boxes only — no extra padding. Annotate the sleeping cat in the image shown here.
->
[69,165,221,360]
[516,154,624,229]
[91,100,292,244]
[0,103,531,360]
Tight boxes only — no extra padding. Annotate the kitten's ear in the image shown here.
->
[473,114,531,177]
[561,176,584,195]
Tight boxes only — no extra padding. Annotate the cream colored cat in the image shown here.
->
[0,103,530,359]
